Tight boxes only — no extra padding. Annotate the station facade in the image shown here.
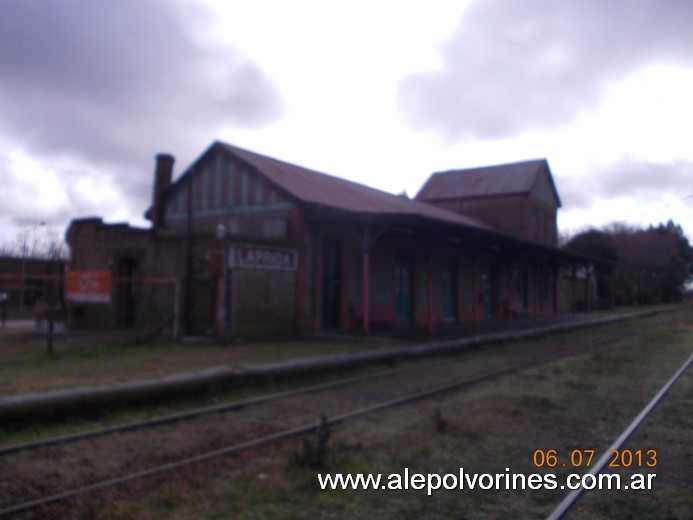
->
[66,141,596,338]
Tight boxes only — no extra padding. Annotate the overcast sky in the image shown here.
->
[1,0,692,250]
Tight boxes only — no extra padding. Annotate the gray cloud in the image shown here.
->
[554,175,593,211]
[398,0,693,140]
[557,160,693,210]
[594,160,693,199]
[0,0,283,229]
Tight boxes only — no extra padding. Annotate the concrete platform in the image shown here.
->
[0,308,672,425]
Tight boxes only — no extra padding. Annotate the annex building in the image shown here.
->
[66,141,596,339]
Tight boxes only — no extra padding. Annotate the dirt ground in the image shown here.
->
[1,308,690,518]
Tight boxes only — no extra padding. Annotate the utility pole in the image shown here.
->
[19,232,27,309]
[46,256,54,355]
[19,222,45,310]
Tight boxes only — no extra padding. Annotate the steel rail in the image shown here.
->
[0,358,444,456]
[0,331,634,457]
[0,339,631,518]
[546,352,693,520]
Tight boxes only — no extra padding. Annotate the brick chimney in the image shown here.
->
[150,153,174,228]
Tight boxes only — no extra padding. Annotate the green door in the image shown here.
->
[395,251,415,324]
[442,256,458,320]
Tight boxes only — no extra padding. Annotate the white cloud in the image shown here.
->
[398,0,693,140]
[583,66,693,163]
[2,152,68,221]
[1,0,692,248]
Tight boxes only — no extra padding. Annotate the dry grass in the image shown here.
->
[0,328,381,395]
[22,307,692,519]
[1,304,684,396]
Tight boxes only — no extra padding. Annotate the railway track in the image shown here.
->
[0,325,645,518]
[0,328,639,458]
[546,352,692,520]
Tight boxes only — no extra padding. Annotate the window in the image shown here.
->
[263,218,289,238]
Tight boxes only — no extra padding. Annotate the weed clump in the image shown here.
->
[433,408,448,433]
[290,414,331,469]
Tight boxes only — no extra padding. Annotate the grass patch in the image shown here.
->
[0,331,379,395]
[0,304,685,396]
[46,308,692,519]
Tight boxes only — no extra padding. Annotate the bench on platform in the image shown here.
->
[506,300,529,318]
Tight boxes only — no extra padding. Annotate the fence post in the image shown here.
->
[173,279,181,339]
[0,293,6,327]
[46,258,54,354]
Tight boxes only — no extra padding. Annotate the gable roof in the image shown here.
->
[213,141,496,231]
[150,141,601,263]
[416,159,562,207]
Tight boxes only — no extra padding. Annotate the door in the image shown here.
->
[395,251,415,324]
[515,267,529,309]
[481,268,494,318]
[116,258,138,327]
[321,239,341,328]
[442,256,458,320]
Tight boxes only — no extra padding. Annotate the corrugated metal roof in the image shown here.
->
[216,141,495,231]
[416,159,554,201]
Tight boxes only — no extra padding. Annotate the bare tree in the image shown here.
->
[0,225,69,260]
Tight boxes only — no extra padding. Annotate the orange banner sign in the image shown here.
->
[67,271,111,303]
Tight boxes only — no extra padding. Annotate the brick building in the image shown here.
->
[66,141,596,338]
[0,256,65,308]
[416,159,560,246]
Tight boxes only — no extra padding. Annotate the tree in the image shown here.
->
[565,221,693,306]
[565,229,618,308]
[0,226,69,260]
[646,220,693,302]
[0,226,68,353]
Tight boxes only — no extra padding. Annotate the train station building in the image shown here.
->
[66,141,597,339]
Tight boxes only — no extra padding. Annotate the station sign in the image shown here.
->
[67,270,112,303]
[228,244,298,271]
